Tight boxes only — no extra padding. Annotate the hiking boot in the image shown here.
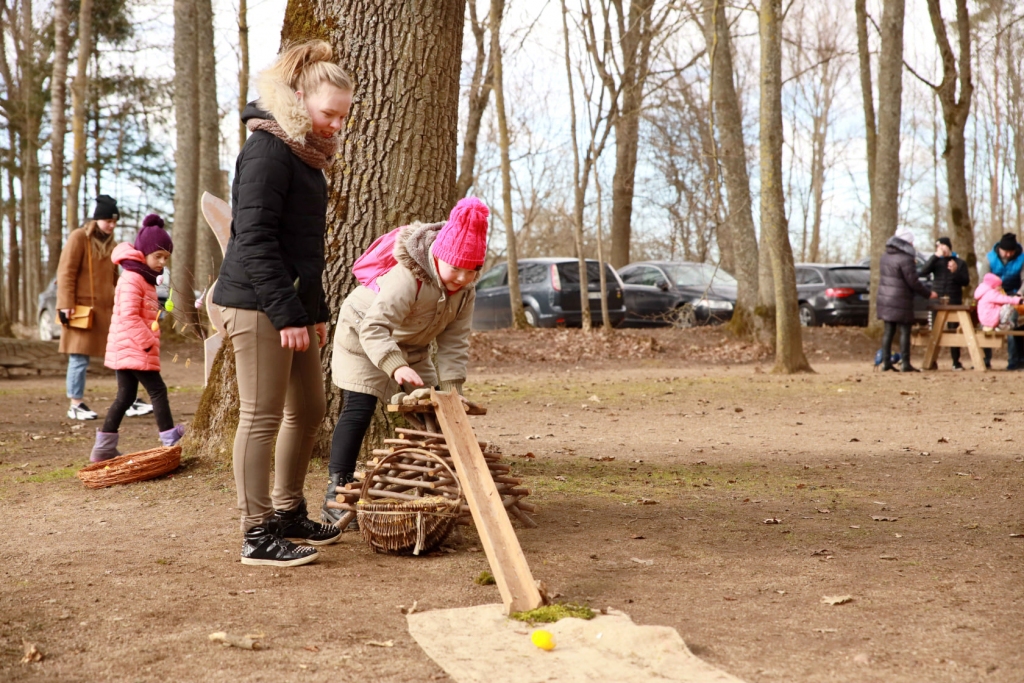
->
[68,403,97,420]
[270,500,341,546]
[90,431,121,462]
[126,400,154,417]
[321,473,359,530]
[159,424,186,447]
[240,526,318,567]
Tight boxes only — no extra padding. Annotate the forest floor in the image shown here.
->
[1,326,1021,683]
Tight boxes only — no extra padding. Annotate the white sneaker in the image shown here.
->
[67,403,98,420]
[125,400,154,417]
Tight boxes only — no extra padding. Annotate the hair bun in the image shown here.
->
[142,213,165,229]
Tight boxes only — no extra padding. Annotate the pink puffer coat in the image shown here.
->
[104,243,161,371]
[974,272,1022,328]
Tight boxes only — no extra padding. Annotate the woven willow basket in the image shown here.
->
[77,445,181,489]
[357,451,462,555]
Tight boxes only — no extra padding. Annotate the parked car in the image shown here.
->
[37,276,174,341]
[794,264,872,327]
[471,258,626,329]
[855,254,931,324]
[616,261,736,327]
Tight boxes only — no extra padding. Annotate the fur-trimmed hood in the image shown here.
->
[394,221,445,286]
[251,70,313,141]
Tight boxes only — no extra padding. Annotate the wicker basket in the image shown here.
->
[357,451,462,555]
[77,445,181,489]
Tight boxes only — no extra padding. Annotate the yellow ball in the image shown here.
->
[530,629,555,651]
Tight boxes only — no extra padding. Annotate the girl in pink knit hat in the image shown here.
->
[321,197,489,526]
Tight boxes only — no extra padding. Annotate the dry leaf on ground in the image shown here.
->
[630,557,654,566]
[366,640,395,647]
[21,640,43,664]
[209,632,262,650]
[821,595,853,605]
[871,516,899,522]
[764,518,782,524]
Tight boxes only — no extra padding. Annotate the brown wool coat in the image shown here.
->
[56,224,117,357]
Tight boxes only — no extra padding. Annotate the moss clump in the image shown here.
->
[510,603,595,623]
[474,570,496,585]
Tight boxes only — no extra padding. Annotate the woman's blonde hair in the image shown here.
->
[83,220,116,259]
[265,40,353,97]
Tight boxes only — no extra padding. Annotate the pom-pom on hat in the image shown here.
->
[134,213,174,256]
[431,197,489,271]
[93,194,119,220]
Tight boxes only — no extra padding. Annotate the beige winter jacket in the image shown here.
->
[331,222,476,400]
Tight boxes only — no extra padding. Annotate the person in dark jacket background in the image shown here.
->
[876,227,937,372]
[212,40,352,567]
[919,236,969,369]
[984,233,1024,369]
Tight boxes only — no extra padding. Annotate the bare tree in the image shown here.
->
[46,0,70,281]
[760,0,811,373]
[171,0,200,329]
[455,0,494,200]
[67,0,93,230]
[196,0,222,292]
[238,0,249,151]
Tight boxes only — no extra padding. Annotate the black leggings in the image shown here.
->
[102,369,174,433]
[328,390,378,477]
[880,322,911,367]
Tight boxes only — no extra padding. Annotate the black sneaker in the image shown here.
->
[240,526,318,567]
[270,500,341,546]
[952,363,964,371]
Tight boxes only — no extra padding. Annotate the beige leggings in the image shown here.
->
[221,307,326,531]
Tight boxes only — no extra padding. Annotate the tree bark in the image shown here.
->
[19,0,42,310]
[196,0,222,294]
[172,0,201,332]
[925,0,976,288]
[855,0,876,209]
[185,0,466,463]
[704,0,760,336]
[868,0,905,329]
[490,0,526,329]
[46,0,70,281]
[760,0,810,373]
[5,135,19,326]
[67,0,93,230]
[238,0,249,151]
[455,0,493,200]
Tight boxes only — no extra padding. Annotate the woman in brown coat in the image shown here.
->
[57,195,119,420]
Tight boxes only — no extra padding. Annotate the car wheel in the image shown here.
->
[39,311,54,341]
[799,303,817,327]
[669,303,696,329]
[523,307,539,328]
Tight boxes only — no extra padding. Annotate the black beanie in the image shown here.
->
[998,232,1018,252]
[936,237,952,249]
[93,195,119,220]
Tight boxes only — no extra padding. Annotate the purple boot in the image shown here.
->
[90,431,121,462]
[159,424,186,447]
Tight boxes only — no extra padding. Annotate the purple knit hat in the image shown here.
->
[135,214,173,255]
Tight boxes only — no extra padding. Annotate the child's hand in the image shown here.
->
[393,366,424,387]
[314,322,327,348]
[929,291,939,299]
[280,326,310,351]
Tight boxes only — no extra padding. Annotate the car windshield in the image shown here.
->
[661,263,737,288]
[829,268,870,285]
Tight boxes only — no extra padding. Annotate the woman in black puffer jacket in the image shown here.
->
[876,228,936,372]
[212,41,353,567]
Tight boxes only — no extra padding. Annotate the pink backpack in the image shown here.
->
[352,227,403,293]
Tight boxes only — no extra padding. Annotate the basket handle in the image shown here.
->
[359,449,462,502]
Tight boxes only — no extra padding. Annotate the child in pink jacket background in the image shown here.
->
[90,214,185,462]
[974,272,1022,331]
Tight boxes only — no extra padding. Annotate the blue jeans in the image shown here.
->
[66,354,89,399]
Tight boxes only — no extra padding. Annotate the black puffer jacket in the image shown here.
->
[877,237,931,324]
[918,254,969,304]
[212,103,329,329]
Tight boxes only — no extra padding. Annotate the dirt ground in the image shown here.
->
[1,327,1021,683]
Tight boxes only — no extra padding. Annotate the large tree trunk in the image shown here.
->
[46,0,70,281]
[67,0,93,230]
[196,0,222,294]
[926,0,976,288]
[455,0,493,200]
[868,0,905,330]
[171,0,201,331]
[185,0,466,463]
[807,58,837,263]
[490,0,526,329]
[238,0,249,151]
[19,0,42,311]
[5,138,19,327]
[608,0,655,269]
[760,0,810,374]
[855,0,877,209]
[704,0,760,336]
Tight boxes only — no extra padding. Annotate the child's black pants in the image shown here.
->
[103,369,174,433]
[328,390,378,477]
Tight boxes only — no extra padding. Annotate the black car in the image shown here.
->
[37,276,175,341]
[795,264,871,327]
[472,258,626,329]
[617,261,736,327]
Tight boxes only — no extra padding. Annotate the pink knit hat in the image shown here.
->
[431,197,489,270]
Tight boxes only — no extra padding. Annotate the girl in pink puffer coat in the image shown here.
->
[89,214,186,462]
[974,272,1022,330]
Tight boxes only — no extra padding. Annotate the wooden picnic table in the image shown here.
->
[913,303,1024,371]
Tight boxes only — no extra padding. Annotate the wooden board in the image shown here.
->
[432,389,542,614]
[200,192,231,254]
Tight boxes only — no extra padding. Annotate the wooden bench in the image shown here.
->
[911,304,1024,371]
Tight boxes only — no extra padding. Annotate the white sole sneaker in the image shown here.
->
[240,552,319,567]
[125,402,154,417]
[67,407,97,420]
